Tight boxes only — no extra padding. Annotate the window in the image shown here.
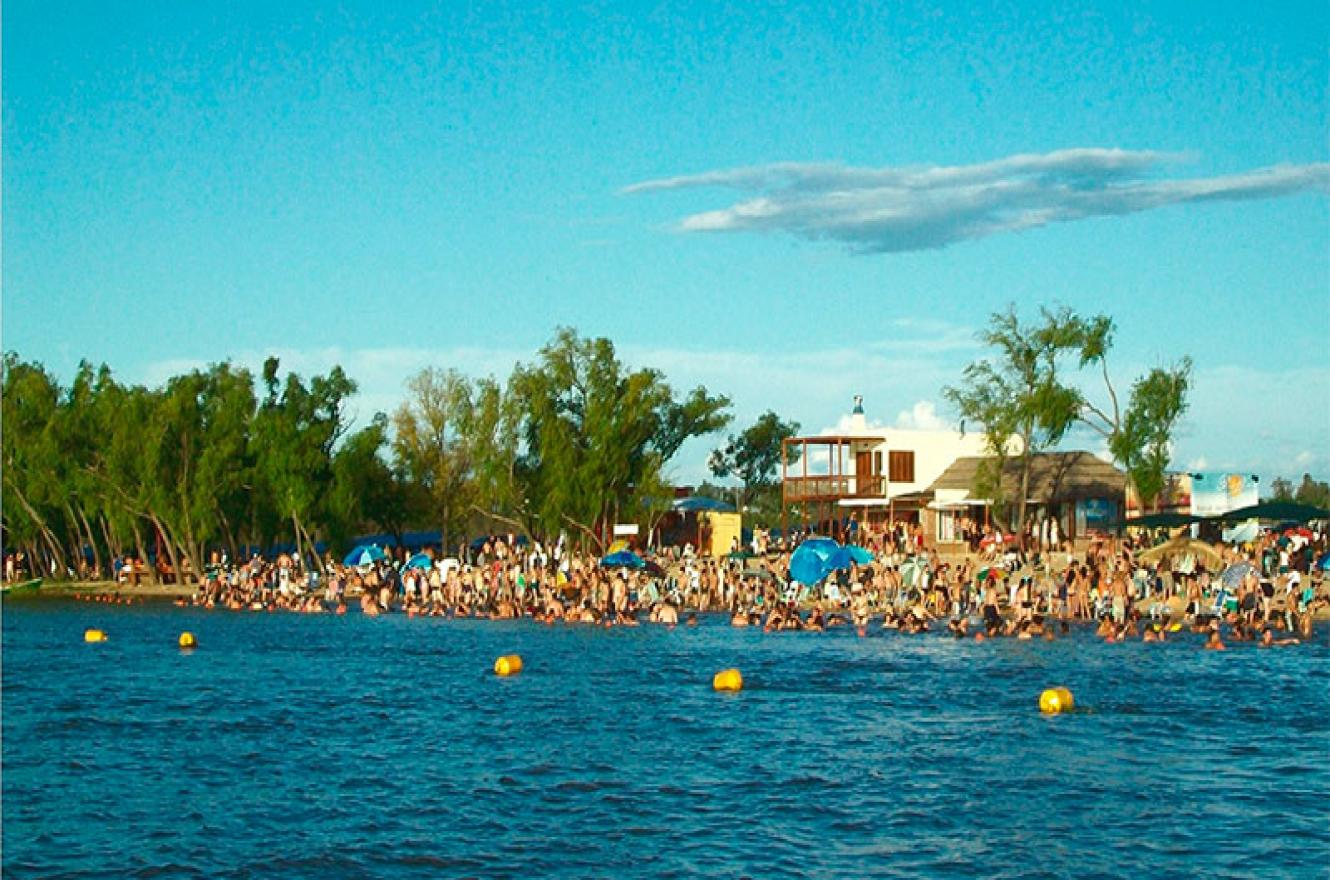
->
[888,450,915,483]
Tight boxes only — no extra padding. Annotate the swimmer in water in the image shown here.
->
[1259,628,1299,647]
[1203,627,1225,651]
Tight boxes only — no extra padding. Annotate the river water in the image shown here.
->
[4,598,1328,879]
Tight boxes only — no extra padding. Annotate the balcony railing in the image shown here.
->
[784,475,885,502]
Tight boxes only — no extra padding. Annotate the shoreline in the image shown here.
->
[14,575,1330,622]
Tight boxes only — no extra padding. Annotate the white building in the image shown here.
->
[781,396,996,528]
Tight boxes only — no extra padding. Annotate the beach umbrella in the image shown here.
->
[1220,561,1258,590]
[600,550,645,570]
[404,553,434,571]
[972,565,999,585]
[789,543,830,586]
[824,544,872,571]
[798,536,839,555]
[343,545,386,567]
[898,558,930,588]
[844,544,874,565]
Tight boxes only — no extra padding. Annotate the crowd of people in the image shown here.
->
[147,522,1328,651]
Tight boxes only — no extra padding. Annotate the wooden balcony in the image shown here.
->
[784,474,885,503]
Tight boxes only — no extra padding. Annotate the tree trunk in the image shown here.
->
[131,518,156,585]
[76,505,104,580]
[7,480,68,577]
[99,515,121,564]
[151,514,183,586]
[1016,444,1032,550]
[218,505,240,566]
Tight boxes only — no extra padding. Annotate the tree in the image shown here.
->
[1071,313,1192,511]
[1293,473,1330,508]
[251,358,356,570]
[1269,476,1295,501]
[510,328,730,549]
[708,410,801,512]
[392,367,478,555]
[329,413,413,548]
[944,306,1083,541]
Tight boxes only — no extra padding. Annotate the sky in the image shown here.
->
[5,0,1329,487]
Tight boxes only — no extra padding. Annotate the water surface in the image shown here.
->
[4,599,1328,879]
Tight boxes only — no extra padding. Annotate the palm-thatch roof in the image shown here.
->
[929,452,1126,503]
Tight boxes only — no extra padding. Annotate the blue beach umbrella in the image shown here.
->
[600,550,645,570]
[343,545,386,567]
[798,537,840,559]
[404,552,434,571]
[790,543,830,586]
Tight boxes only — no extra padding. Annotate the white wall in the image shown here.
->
[847,429,993,498]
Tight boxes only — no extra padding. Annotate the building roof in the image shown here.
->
[929,451,1126,501]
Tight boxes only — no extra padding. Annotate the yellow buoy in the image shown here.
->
[494,654,523,676]
[84,628,107,643]
[1039,686,1075,714]
[178,632,197,649]
[713,668,743,692]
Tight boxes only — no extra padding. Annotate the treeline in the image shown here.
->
[1,328,732,582]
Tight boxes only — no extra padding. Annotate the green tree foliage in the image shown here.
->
[946,307,1196,531]
[1,328,732,578]
[510,328,731,549]
[392,367,479,555]
[708,410,801,513]
[1267,474,1330,506]
[251,358,358,570]
[1,352,372,582]
[944,306,1083,539]
[1072,314,1193,511]
[329,413,411,550]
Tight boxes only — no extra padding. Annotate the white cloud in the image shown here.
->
[894,400,949,430]
[624,149,1330,254]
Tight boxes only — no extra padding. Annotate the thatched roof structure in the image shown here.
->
[929,451,1126,502]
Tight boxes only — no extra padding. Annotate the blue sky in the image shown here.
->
[5,0,1328,484]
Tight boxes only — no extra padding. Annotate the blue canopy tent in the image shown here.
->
[343,545,387,567]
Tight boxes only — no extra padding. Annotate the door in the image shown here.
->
[856,451,873,496]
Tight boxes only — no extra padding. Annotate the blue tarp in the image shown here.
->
[673,496,738,513]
